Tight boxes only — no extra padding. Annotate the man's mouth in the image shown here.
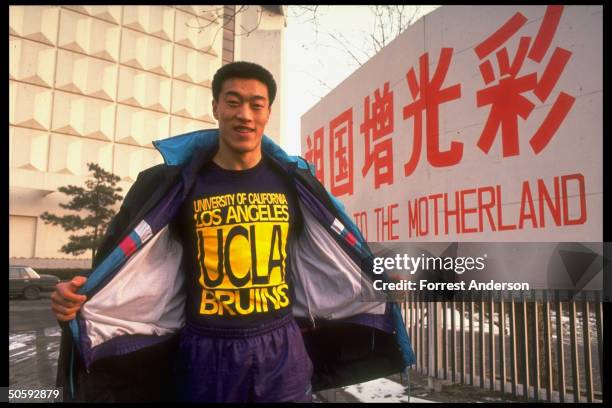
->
[234,126,255,134]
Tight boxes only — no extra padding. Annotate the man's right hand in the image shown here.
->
[51,276,88,322]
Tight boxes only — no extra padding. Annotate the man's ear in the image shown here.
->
[212,99,219,120]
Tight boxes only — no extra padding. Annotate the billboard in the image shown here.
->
[300,5,602,242]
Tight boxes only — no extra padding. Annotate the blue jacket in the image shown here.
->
[56,129,416,400]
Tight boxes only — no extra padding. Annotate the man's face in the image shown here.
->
[213,78,271,156]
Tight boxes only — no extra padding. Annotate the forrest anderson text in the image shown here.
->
[373,280,530,291]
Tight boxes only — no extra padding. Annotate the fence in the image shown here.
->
[402,292,604,402]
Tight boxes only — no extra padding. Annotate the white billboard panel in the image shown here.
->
[300,5,602,242]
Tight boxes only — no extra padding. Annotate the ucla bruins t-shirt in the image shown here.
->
[174,156,302,329]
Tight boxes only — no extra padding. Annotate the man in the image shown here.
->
[52,61,415,402]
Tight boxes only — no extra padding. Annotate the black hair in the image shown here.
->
[212,61,277,106]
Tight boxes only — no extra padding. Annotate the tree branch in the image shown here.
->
[327,32,364,66]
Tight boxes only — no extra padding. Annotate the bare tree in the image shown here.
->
[184,5,428,104]
[287,5,423,68]
[183,6,269,55]
[186,6,424,66]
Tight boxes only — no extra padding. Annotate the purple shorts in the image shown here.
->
[175,314,313,402]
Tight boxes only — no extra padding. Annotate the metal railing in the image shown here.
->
[402,293,603,402]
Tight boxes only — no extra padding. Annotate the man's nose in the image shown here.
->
[236,104,253,122]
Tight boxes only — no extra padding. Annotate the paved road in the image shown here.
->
[9,293,60,388]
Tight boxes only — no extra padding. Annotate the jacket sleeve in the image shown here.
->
[92,164,168,268]
[55,320,74,399]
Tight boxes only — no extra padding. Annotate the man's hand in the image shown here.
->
[51,276,88,322]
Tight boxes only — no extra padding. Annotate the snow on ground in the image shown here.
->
[342,377,434,403]
[9,342,27,351]
[9,333,35,351]
[44,327,61,337]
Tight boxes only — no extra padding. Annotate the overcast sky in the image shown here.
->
[282,5,440,155]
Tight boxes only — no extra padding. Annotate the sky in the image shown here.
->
[281,5,440,155]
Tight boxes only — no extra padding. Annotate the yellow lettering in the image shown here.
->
[263,287,280,310]
[276,284,290,307]
[235,289,255,315]
[255,286,262,313]
[200,290,219,315]
[226,206,238,223]
[259,287,269,312]
[218,290,237,316]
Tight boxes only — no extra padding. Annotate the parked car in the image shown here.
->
[9,266,60,300]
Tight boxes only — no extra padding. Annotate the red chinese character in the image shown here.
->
[329,108,354,197]
[403,48,463,177]
[305,127,325,183]
[474,5,575,157]
[360,82,394,189]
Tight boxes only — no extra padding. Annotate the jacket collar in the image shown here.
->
[152,128,311,173]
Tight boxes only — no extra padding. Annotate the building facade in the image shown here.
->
[9,5,286,268]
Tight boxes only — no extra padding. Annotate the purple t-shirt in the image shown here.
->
[174,156,302,329]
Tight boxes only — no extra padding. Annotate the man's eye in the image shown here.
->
[252,105,264,110]
[227,100,240,106]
